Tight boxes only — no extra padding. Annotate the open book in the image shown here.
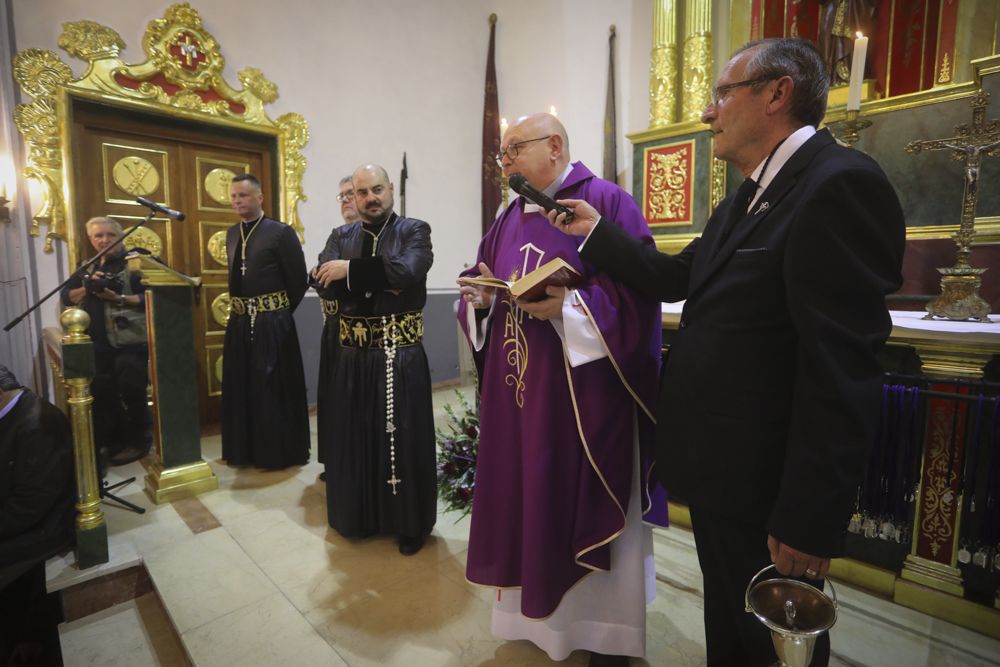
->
[458,257,582,302]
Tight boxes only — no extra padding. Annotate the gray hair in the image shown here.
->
[339,175,353,187]
[85,216,123,235]
[736,38,828,128]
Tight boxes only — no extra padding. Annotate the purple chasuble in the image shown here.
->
[459,162,667,619]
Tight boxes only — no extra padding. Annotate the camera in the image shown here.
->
[85,273,125,296]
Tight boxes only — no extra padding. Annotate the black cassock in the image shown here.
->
[222,216,310,469]
[314,212,436,539]
[315,229,342,468]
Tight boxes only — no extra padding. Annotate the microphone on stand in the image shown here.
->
[135,197,186,221]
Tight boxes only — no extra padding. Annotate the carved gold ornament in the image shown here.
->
[649,45,678,128]
[710,157,726,211]
[122,225,164,256]
[211,292,232,327]
[12,3,309,259]
[113,156,160,196]
[58,20,125,61]
[277,113,309,241]
[681,33,713,121]
[239,67,278,104]
[12,48,73,251]
[204,168,237,206]
[215,354,224,382]
[207,230,229,266]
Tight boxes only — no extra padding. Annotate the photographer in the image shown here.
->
[60,217,151,466]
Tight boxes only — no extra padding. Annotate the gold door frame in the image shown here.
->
[11,2,309,269]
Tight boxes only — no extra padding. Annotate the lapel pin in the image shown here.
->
[754,201,769,215]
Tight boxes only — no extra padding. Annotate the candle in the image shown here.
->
[0,183,6,200]
[549,105,557,117]
[846,32,868,111]
[500,117,508,137]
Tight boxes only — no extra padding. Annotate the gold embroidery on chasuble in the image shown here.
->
[500,244,546,409]
[503,292,528,409]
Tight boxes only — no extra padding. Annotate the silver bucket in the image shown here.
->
[744,564,838,667]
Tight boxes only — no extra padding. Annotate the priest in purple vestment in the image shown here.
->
[457,112,666,667]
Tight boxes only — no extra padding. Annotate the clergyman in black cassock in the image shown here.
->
[222,174,310,470]
[312,164,436,555]
[315,176,362,477]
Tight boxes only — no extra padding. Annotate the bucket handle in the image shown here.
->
[744,563,838,613]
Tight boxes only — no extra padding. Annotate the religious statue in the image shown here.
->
[818,0,876,85]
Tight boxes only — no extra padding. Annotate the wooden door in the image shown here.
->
[69,99,275,427]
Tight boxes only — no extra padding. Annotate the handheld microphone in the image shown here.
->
[508,174,574,222]
[135,196,186,221]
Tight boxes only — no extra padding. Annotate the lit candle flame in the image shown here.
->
[549,106,557,117]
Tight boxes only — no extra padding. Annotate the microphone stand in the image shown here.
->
[4,209,156,332]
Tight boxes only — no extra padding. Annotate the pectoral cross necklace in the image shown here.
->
[360,214,392,256]
[239,213,264,275]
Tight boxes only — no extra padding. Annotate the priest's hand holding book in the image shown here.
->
[458,262,498,310]
[458,257,582,322]
[544,199,601,237]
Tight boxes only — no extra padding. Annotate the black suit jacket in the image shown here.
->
[582,129,905,556]
[0,390,75,568]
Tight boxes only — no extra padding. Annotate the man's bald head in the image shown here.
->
[500,112,571,190]
[514,113,570,156]
[352,164,391,185]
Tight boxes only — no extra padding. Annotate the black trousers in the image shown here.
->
[689,505,830,667]
[91,344,149,455]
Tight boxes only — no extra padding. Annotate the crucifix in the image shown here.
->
[905,91,1000,322]
[387,474,401,494]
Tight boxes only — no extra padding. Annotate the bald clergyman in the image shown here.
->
[457,113,667,667]
[311,164,436,556]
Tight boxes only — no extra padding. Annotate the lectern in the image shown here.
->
[128,254,218,503]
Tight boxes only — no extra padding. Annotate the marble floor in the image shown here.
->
[52,387,1000,667]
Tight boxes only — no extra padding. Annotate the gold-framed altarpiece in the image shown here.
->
[11,2,309,266]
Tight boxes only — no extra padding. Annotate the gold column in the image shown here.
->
[60,307,109,568]
[649,0,678,128]
[681,0,713,121]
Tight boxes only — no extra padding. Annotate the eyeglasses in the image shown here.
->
[710,76,774,106]
[336,191,354,203]
[495,135,552,165]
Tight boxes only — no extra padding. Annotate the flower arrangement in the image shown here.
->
[436,389,479,516]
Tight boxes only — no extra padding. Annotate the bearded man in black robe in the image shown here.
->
[222,173,310,470]
[311,163,435,556]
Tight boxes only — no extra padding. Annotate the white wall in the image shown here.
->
[7,0,653,309]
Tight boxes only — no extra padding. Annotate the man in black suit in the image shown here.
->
[547,38,904,666]
[0,365,74,665]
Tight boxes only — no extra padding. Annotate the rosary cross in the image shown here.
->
[387,474,401,494]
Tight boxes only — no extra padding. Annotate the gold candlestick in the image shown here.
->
[835,109,872,149]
